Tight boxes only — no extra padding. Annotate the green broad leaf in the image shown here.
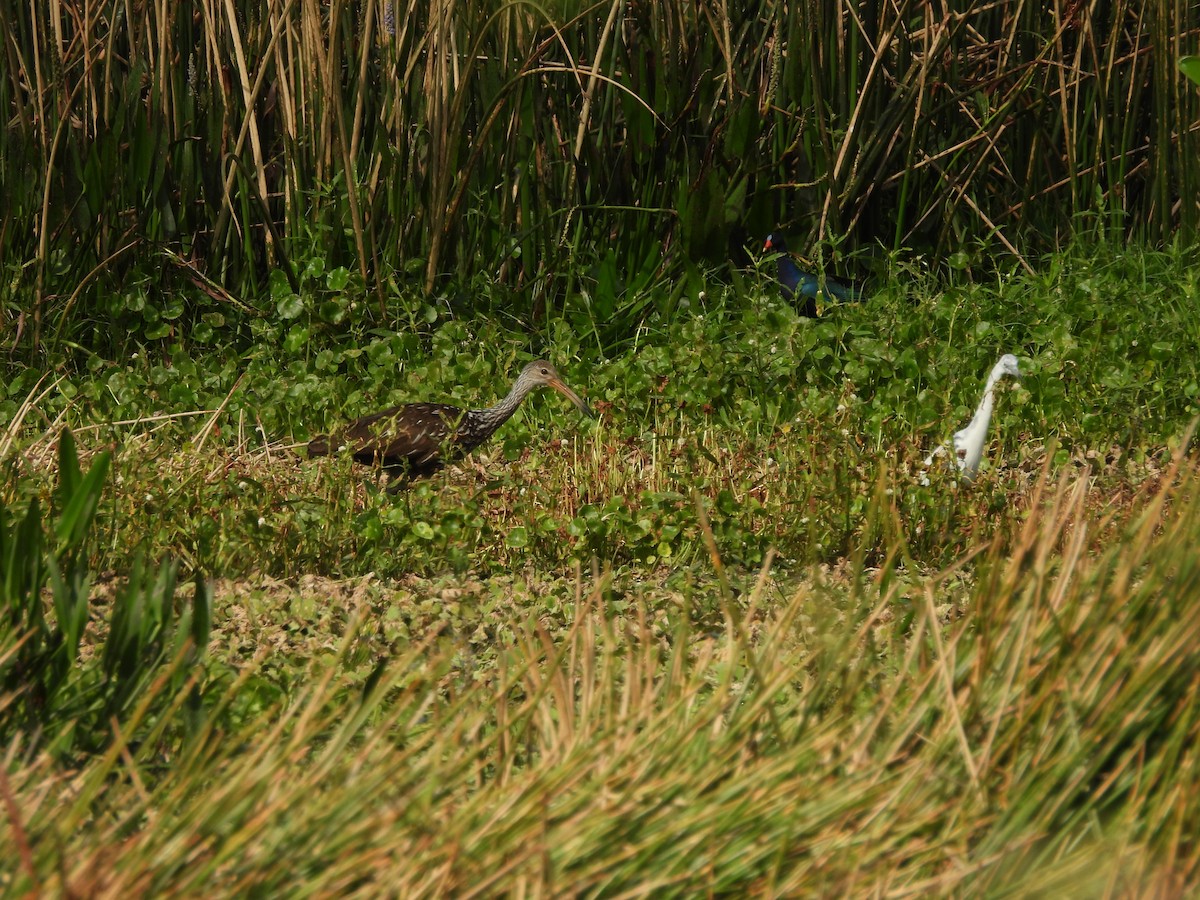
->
[269,269,294,300]
[305,257,326,280]
[412,521,436,540]
[319,299,347,324]
[3,496,44,617]
[327,267,351,290]
[144,322,171,340]
[150,558,179,634]
[48,553,89,663]
[1150,341,1175,361]
[1180,56,1200,87]
[383,505,408,526]
[57,428,82,504]
[131,116,155,188]
[724,103,759,161]
[55,450,112,551]
[595,251,618,319]
[358,512,383,542]
[102,550,142,679]
[283,326,310,353]
[276,294,305,319]
[716,490,738,516]
[506,526,529,548]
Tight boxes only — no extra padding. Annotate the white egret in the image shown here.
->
[921,353,1021,484]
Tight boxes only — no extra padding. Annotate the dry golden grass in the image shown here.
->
[4,446,1200,895]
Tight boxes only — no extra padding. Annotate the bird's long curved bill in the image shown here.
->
[549,378,593,418]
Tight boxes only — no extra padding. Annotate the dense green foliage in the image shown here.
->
[3,242,1197,581]
[0,243,1190,588]
[4,0,1200,354]
[4,0,1200,893]
[0,430,209,761]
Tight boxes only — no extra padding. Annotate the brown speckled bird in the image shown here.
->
[307,360,592,481]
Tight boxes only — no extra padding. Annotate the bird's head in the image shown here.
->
[519,360,593,417]
[763,233,789,255]
[995,354,1021,380]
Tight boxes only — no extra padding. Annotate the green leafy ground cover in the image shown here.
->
[3,242,1200,894]
[6,243,1198,578]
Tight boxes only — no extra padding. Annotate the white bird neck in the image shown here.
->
[954,366,1009,477]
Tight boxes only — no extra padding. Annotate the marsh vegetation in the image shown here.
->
[3,0,1200,894]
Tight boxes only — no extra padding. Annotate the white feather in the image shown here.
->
[922,353,1021,484]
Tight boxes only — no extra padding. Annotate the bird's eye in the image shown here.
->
[540,367,549,375]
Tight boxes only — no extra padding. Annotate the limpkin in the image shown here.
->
[763,233,863,318]
[922,353,1022,484]
[307,360,592,482]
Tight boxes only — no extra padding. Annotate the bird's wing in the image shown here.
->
[823,277,864,302]
[341,403,462,466]
[794,272,823,299]
[776,258,806,297]
[776,259,818,317]
[777,257,867,309]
